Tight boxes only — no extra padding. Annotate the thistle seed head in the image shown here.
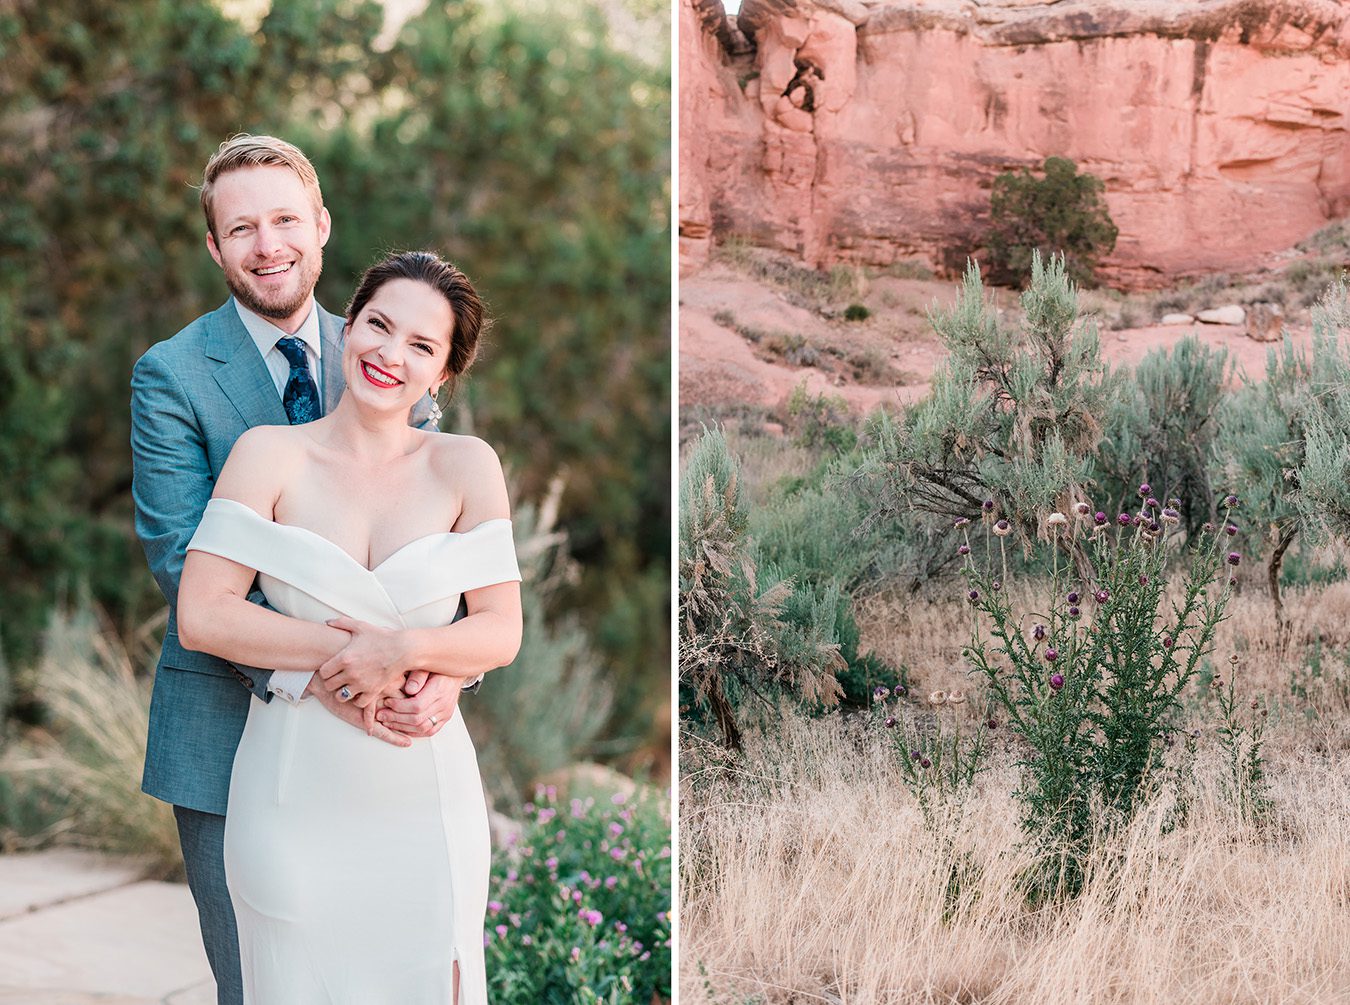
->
[1047,512,1068,528]
[928,690,947,707]
[1075,502,1091,516]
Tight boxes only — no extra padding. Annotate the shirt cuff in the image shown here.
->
[268,669,316,705]
[462,674,484,694]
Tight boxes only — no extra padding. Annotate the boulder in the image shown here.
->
[1246,301,1284,341]
[1197,305,1246,326]
[1160,313,1195,325]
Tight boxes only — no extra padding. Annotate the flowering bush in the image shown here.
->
[486,787,671,1003]
[958,492,1237,891]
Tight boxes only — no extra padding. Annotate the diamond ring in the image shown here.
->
[339,686,352,701]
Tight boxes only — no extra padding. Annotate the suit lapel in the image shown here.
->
[206,302,288,427]
[318,307,346,416]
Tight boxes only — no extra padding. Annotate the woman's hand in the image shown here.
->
[374,670,464,738]
[317,617,410,708]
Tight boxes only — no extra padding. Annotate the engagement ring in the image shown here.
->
[339,686,352,701]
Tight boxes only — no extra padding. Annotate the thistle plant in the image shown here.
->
[1212,654,1272,825]
[872,686,989,833]
[958,489,1237,888]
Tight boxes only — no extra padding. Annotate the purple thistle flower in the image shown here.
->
[1068,606,1081,619]
[1139,483,1152,497]
[884,716,898,728]
[987,718,999,729]
[919,757,932,769]
[968,589,980,602]
[1118,513,1132,526]
[1033,623,1047,641]
[1227,551,1241,566]
[1163,636,1174,649]
[1203,522,1215,533]
[983,499,995,512]
[1075,502,1091,516]
[993,519,1011,537]
[1226,524,1238,536]
[958,544,971,556]
[1224,494,1238,507]
[1067,591,1080,604]
[874,685,890,699]
[1049,673,1065,691]
[895,685,909,697]
[1162,507,1180,525]
[1094,511,1108,525]
[1146,497,1159,510]
[954,517,970,528]
[1148,520,1161,533]
[1139,574,1149,586]
[1044,648,1059,662]
[1169,497,1181,508]
[1094,588,1110,603]
[910,749,922,760]
[992,580,1002,592]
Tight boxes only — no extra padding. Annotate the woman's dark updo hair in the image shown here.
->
[344,251,486,398]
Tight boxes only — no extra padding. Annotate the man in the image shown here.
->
[131,134,470,1004]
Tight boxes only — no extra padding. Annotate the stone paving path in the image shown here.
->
[0,850,213,1004]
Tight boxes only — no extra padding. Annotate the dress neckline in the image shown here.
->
[204,498,511,576]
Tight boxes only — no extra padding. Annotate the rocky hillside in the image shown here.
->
[680,0,1350,287]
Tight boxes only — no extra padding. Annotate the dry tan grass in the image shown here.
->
[680,713,1350,1004]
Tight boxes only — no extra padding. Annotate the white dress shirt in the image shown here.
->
[233,298,322,704]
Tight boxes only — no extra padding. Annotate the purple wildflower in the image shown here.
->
[983,499,995,512]
[1163,636,1174,649]
[1044,648,1059,662]
[1227,551,1241,566]
[1094,588,1110,603]
[994,519,1012,537]
[874,685,890,699]
[968,589,980,602]
[1033,623,1047,641]
[1118,513,1132,526]
[910,749,922,760]
[992,579,1002,591]
[1226,524,1238,536]
[1203,522,1215,533]
[884,716,898,729]
[1224,494,1238,507]
[920,757,932,769]
[1139,574,1149,586]
[1095,511,1108,525]
[1139,483,1152,497]
[954,517,970,528]
[1067,591,1080,604]
[1049,673,1065,691]
[1146,497,1159,510]
[958,544,971,556]
[1075,502,1091,516]
[1068,606,1081,619]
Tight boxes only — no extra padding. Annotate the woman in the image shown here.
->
[177,251,522,1004]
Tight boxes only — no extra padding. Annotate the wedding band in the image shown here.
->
[339,686,352,701]
[429,715,439,727]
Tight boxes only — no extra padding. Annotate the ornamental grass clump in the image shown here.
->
[957,492,1238,893]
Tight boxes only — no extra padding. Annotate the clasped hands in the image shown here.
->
[305,616,463,748]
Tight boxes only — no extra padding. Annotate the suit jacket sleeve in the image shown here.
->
[131,349,274,702]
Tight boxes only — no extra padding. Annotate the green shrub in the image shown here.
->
[1096,336,1230,535]
[487,787,671,1003]
[986,157,1118,287]
[844,303,870,322]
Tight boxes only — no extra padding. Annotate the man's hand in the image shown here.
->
[375,670,464,739]
[317,616,410,707]
[307,676,411,748]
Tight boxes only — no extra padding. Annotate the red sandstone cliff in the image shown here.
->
[680,0,1350,286]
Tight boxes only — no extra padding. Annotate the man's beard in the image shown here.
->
[225,250,323,321]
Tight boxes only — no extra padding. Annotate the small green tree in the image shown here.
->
[986,157,1118,287]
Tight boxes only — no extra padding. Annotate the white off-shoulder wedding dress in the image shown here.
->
[187,497,521,1005]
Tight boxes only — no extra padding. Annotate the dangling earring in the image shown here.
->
[427,384,444,426]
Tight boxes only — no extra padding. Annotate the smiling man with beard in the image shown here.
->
[129,134,467,1005]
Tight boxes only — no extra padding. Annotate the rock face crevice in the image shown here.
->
[680,0,1350,286]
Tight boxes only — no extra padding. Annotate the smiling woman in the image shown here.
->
[175,248,520,1005]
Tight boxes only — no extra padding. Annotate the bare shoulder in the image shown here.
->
[215,424,304,512]
[424,433,510,526]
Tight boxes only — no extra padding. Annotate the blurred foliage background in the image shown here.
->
[0,0,671,814]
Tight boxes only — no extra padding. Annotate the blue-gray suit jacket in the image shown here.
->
[132,299,436,815]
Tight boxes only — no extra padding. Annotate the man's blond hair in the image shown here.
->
[199,134,323,238]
